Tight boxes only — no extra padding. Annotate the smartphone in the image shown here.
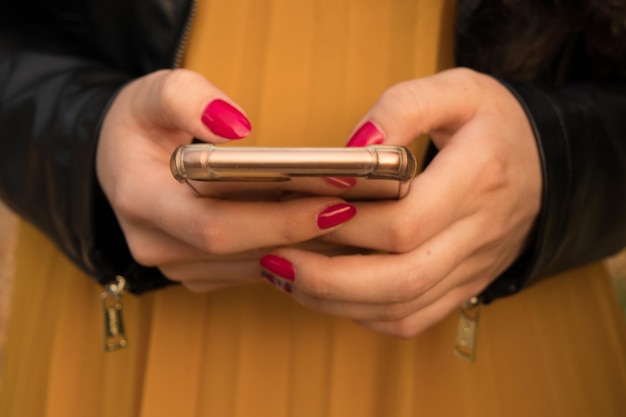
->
[170,144,417,200]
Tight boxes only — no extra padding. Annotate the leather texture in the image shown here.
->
[0,0,625,298]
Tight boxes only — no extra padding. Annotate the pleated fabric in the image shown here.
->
[1,0,625,416]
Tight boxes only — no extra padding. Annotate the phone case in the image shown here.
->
[170,144,417,200]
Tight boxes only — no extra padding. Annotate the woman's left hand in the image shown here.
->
[259,68,542,337]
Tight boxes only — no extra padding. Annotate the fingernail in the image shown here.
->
[259,254,295,281]
[261,270,294,294]
[261,270,277,285]
[346,121,384,147]
[323,177,357,188]
[317,203,357,229]
[201,99,251,139]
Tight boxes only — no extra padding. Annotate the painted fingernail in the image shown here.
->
[317,203,357,229]
[346,121,384,147]
[262,270,294,294]
[323,177,357,188]
[201,99,251,139]
[259,254,295,281]
[261,270,277,285]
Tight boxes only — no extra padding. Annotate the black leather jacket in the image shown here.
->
[1,0,625,300]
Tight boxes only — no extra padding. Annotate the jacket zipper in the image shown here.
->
[454,296,480,361]
[172,0,198,68]
[101,275,128,351]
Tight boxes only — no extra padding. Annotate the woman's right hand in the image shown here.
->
[96,69,356,292]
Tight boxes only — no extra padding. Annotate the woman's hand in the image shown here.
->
[259,68,542,337]
[96,69,356,292]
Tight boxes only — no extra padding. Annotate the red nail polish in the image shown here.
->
[323,177,358,188]
[259,254,295,281]
[346,121,384,147]
[317,203,357,229]
[201,99,251,139]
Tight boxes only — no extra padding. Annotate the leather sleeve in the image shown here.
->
[481,79,626,301]
[0,6,173,293]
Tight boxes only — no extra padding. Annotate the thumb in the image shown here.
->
[346,68,484,147]
[141,69,251,143]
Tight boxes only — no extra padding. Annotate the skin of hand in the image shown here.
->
[259,68,543,338]
[96,69,357,293]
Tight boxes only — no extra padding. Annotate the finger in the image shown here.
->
[355,286,470,338]
[262,258,479,339]
[182,281,244,293]
[325,123,494,253]
[134,69,252,144]
[284,245,496,323]
[264,214,487,304]
[171,197,356,254]
[160,258,262,285]
[112,149,358,256]
[348,68,488,147]
[160,172,357,254]
[119,221,271,266]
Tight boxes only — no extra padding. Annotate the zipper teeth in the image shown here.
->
[172,0,198,68]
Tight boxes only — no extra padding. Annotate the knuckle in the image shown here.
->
[366,203,419,253]
[481,218,508,247]
[126,237,159,267]
[381,81,411,103]
[477,153,509,194]
[184,283,206,293]
[159,69,200,112]
[380,81,422,121]
[279,216,308,245]
[196,221,229,254]
[157,265,175,279]
[108,182,140,222]
[472,158,515,244]
[182,281,215,293]
[447,67,481,89]
[387,321,422,339]
[392,271,431,303]
[382,219,418,253]
[296,293,322,310]
[301,274,332,299]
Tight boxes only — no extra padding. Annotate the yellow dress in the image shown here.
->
[1,1,625,416]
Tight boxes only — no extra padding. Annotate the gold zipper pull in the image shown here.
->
[101,276,128,351]
[454,296,480,362]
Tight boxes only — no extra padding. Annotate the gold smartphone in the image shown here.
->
[170,144,417,200]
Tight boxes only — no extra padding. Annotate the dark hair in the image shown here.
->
[458,0,626,82]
